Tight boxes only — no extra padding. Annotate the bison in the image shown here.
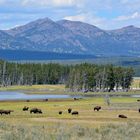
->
[0,110,13,115]
[94,106,101,111]
[118,114,127,118]
[74,98,79,101]
[59,111,62,115]
[137,99,140,102]
[71,111,79,115]
[68,108,72,113]
[23,106,29,111]
[138,109,140,113]
[30,108,42,114]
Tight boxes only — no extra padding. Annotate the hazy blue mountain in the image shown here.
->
[1,18,140,57]
[107,25,140,55]
[0,30,36,50]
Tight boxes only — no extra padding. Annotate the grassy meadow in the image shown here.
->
[0,97,140,139]
[0,78,140,139]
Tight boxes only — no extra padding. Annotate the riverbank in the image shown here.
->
[0,84,140,95]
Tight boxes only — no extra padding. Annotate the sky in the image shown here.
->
[0,0,140,30]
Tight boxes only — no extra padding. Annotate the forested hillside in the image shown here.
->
[0,60,134,92]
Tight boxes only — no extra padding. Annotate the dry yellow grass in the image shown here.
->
[0,97,140,139]
[0,97,140,128]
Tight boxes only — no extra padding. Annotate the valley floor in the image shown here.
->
[0,97,140,140]
[0,79,140,139]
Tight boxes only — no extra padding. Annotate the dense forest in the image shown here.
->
[0,60,134,92]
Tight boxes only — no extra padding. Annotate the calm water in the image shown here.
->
[0,91,81,101]
[0,91,140,101]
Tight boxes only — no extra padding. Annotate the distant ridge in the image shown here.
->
[0,17,139,57]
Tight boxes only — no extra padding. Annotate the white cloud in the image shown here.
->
[0,0,5,4]
[115,12,140,21]
[64,13,106,28]
[22,0,81,7]
[0,0,140,29]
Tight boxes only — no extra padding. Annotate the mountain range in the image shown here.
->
[0,17,140,57]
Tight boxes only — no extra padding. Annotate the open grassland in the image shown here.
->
[0,84,65,92]
[0,97,140,139]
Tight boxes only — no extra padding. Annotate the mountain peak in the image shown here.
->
[57,19,103,37]
[1,17,140,57]
[57,19,99,28]
[30,17,54,25]
[122,25,137,29]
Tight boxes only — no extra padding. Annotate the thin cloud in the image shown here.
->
[115,12,140,21]
[64,13,106,28]
[0,0,140,29]
[21,0,82,7]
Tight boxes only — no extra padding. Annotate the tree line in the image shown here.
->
[66,63,134,92]
[0,60,134,92]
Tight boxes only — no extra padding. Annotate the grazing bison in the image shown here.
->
[0,110,13,115]
[137,99,140,102]
[94,106,101,111]
[59,111,62,115]
[138,109,140,113]
[45,99,48,102]
[26,100,30,102]
[74,98,79,101]
[72,111,79,115]
[68,108,72,113]
[23,106,29,111]
[118,114,127,118]
[30,108,42,114]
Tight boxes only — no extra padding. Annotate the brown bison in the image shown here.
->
[118,114,127,118]
[59,111,62,115]
[0,110,14,115]
[138,109,140,113]
[71,111,79,115]
[74,98,79,101]
[30,108,42,114]
[45,99,48,102]
[68,108,72,113]
[94,106,101,111]
[23,106,29,111]
[137,99,140,102]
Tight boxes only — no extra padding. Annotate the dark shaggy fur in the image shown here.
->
[68,108,72,113]
[23,106,29,111]
[30,108,42,114]
[118,114,127,118]
[94,106,101,111]
[71,111,79,115]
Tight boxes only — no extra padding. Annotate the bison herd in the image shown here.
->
[1,104,140,118]
[58,108,79,115]
[23,106,43,114]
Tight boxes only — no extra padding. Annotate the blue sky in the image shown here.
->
[0,0,140,29]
